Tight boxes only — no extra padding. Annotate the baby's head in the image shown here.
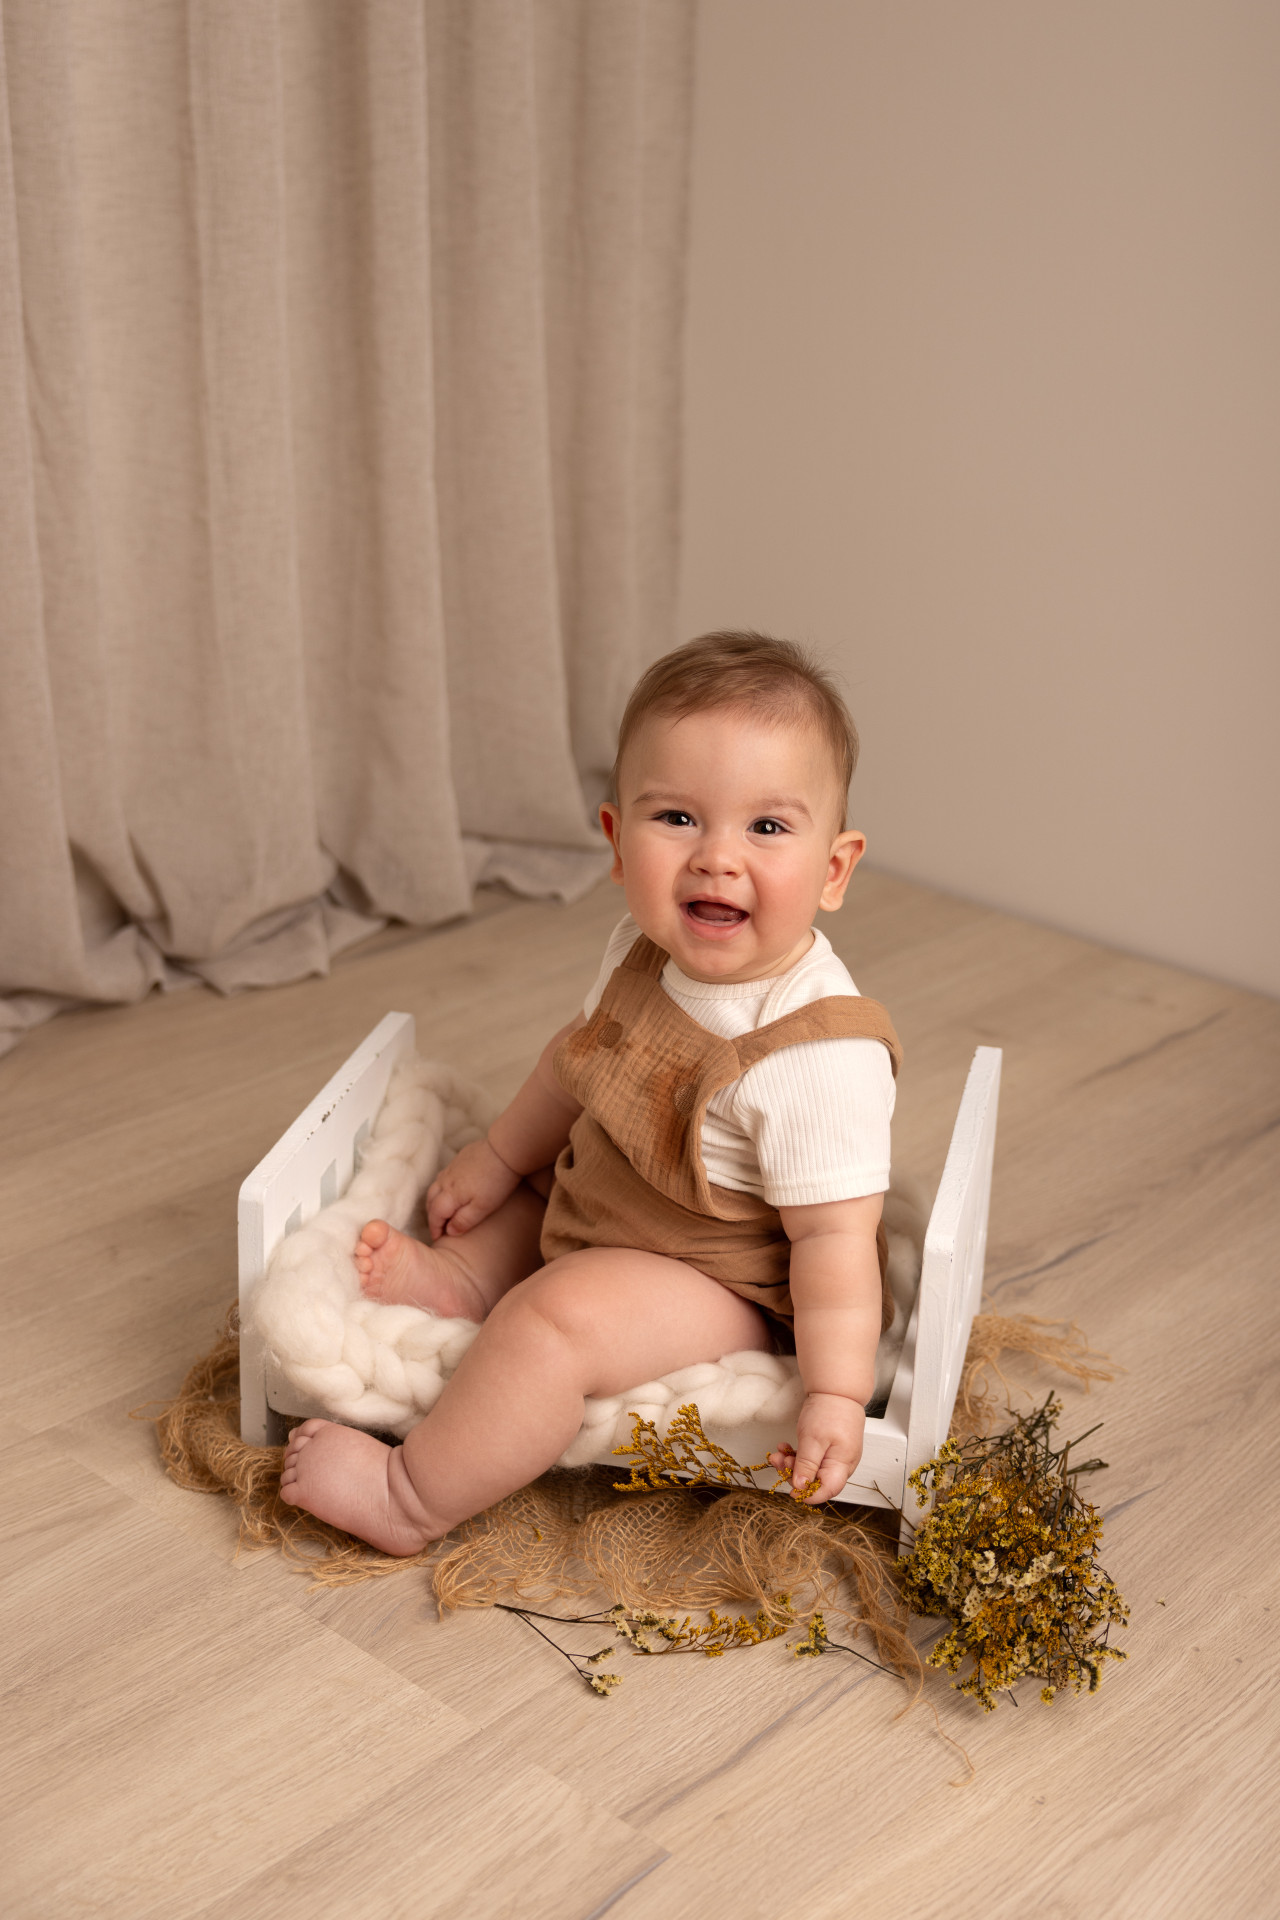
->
[601,632,867,984]
[612,631,858,832]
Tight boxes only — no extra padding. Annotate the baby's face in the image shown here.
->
[600,707,865,984]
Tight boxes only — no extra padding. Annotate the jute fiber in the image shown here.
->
[150,1305,1114,1667]
[953,1312,1121,1437]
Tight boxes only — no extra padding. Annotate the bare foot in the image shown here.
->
[355,1220,485,1319]
[278,1419,443,1555]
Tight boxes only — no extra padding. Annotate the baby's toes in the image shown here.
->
[280,1421,327,1500]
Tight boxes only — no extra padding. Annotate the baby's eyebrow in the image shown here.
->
[632,788,813,822]
[753,795,813,820]
[632,789,693,808]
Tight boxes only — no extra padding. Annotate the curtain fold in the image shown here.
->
[0,0,694,1056]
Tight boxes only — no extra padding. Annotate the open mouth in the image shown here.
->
[682,897,749,927]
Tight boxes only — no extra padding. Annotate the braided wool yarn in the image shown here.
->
[249,1052,925,1459]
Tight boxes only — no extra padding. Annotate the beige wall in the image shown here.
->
[677,1,1279,996]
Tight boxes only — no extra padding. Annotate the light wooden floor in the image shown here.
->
[3,871,1277,1920]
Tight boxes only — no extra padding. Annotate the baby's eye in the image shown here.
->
[750,817,788,836]
[656,809,694,828]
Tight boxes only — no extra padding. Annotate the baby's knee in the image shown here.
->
[488,1264,593,1354]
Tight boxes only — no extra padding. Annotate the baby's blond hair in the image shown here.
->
[613,631,859,825]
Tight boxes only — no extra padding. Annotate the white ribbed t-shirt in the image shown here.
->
[581,915,894,1207]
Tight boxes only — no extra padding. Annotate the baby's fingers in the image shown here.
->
[441,1196,490,1236]
[813,1453,854,1503]
[426,1184,458,1240]
[790,1443,827,1501]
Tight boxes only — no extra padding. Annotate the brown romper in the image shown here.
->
[540,934,903,1338]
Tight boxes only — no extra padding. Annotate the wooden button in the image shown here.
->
[597,1019,624,1049]
[672,1082,696,1115]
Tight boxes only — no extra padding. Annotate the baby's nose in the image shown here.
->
[693,832,742,874]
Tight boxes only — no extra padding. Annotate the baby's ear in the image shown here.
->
[820,829,865,911]
[598,801,625,882]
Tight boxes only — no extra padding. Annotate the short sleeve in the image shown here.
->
[728,1035,895,1207]
[582,914,641,1018]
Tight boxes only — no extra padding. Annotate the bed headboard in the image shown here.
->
[237,1011,416,1444]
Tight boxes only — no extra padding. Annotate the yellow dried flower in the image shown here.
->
[792,1615,830,1659]
[613,1403,773,1493]
[606,1600,793,1660]
[897,1395,1129,1711]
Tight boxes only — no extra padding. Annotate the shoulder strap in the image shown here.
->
[620,933,668,979]
[732,995,902,1079]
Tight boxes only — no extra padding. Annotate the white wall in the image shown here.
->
[677,1,1280,996]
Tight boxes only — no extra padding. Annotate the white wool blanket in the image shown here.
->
[249,1052,924,1463]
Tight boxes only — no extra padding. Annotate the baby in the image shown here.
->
[280,631,900,1554]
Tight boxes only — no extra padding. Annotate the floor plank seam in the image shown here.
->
[621,1670,849,1822]
[984,1231,1115,1296]
[577,1850,673,1920]
[1076,1009,1230,1084]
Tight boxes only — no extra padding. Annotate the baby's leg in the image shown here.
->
[356,1179,547,1319]
[279,1250,771,1552]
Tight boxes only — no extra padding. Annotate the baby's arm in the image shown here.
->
[427,1016,586,1238]
[769,1192,885,1501]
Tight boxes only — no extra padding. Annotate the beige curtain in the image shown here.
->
[0,0,693,1055]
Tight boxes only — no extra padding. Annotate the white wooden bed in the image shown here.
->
[238,1012,1000,1521]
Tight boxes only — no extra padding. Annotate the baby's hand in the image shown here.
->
[426,1138,521,1240]
[768,1392,866,1504]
